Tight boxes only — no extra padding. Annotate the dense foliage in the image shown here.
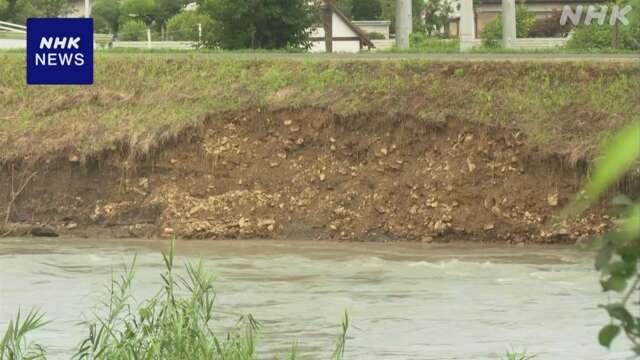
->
[118,19,148,41]
[91,0,121,35]
[166,11,214,42]
[0,0,71,23]
[422,0,453,36]
[527,10,572,37]
[93,0,187,40]
[351,0,382,20]
[198,0,315,49]
[566,0,640,50]
[2,0,317,49]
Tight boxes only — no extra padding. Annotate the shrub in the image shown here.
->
[118,20,148,41]
[565,1,640,50]
[408,32,458,52]
[166,11,215,42]
[566,23,616,50]
[480,5,536,47]
[528,10,573,37]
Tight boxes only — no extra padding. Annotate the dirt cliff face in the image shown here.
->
[0,109,616,243]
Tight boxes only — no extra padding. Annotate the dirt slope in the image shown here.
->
[0,109,619,243]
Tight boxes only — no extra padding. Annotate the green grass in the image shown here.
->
[0,53,638,163]
[0,238,350,360]
[504,349,537,360]
[384,38,460,53]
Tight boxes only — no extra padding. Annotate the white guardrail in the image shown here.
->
[110,41,196,49]
[0,20,26,33]
[0,21,27,49]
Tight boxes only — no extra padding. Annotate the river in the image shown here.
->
[0,238,631,359]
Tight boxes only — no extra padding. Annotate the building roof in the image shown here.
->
[322,0,375,48]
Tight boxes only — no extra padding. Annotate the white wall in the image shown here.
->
[311,38,361,53]
[332,41,361,53]
[310,12,361,53]
[352,21,390,39]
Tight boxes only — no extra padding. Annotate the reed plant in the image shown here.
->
[1,238,349,359]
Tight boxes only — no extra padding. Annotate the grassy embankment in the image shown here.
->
[0,53,638,164]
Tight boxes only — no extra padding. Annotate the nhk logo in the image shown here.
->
[27,18,93,85]
[35,37,85,66]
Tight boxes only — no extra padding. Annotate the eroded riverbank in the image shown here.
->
[1,57,638,242]
[0,108,622,243]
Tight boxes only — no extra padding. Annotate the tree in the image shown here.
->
[351,0,381,20]
[199,0,315,50]
[0,0,36,23]
[166,11,214,42]
[31,0,71,17]
[92,0,121,34]
[121,0,156,27]
[119,19,147,40]
[0,0,71,23]
[154,0,184,39]
[423,0,453,36]
[380,0,426,34]
[334,0,352,17]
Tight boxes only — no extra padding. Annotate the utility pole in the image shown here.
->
[502,0,516,48]
[84,0,91,18]
[395,0,412,49]
[458,0,476,51]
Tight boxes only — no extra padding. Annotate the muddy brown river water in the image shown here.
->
[0,238,631,359]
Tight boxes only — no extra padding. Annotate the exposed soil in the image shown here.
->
[0,108,622,243]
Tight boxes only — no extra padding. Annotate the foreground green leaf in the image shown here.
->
[599,324,621,348]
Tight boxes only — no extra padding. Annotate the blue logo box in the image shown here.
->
[27,18,93,85]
